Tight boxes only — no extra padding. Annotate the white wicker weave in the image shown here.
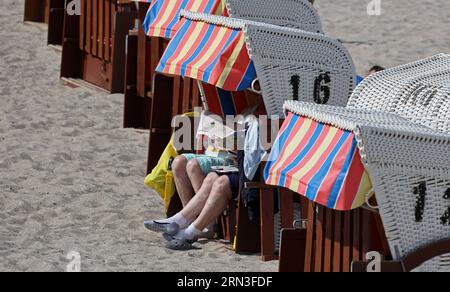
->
[412,254,450,273]
[348,54,450,113]
[244,24,356,116]
[226,0,322,33]
[180,11,356,117]
[274,203,302,253]
[282,55,450,272]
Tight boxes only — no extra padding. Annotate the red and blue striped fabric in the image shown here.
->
[264,112,373,211]
[200,83,249,116]
[156,16,256,91]
[143,0,228,39]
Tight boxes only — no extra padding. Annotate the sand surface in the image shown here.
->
[315,0,450,74]
[0,0,449,272]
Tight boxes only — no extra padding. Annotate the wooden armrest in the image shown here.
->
[128,29,138,36]
[244,182,277,189]
[352,237,450,272]
[402,237,450,272]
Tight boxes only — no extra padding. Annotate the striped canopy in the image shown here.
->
[156,15,256,91]
[264,112,373,211]
[201,83,249,116]
[143,0,228,39]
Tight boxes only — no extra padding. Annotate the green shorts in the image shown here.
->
[181,154,234,175]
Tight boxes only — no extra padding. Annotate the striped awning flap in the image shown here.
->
[200,83,250,116]
[156,13,256,91]
[143,0,228,39]
[264,111,373,211]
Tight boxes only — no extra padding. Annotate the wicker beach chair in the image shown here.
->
[274,54,450,272]
[142,1,325,171]
[60,0,138,93]
[242,13,357,261]
[170,11,356,261]
[137,1,325,253]
[150,10,357,260]
[123,0,321,129]
[139,1,322,247]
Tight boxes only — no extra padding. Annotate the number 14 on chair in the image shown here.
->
[414,182,450,226]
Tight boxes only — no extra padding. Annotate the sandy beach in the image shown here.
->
[0,0,449,272]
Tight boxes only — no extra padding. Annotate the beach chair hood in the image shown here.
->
[275,55,450,271]
[143,0,322,39]
[226,0,322,33]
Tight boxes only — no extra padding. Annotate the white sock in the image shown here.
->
[155,213,189,228]
[182,224,202,241]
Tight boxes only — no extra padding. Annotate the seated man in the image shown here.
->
[145,110,240,237]
[145,133,263,250]
[144,153,234,238]
[146,168,239,250]
[146,108,264,250]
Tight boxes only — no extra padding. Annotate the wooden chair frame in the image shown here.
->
[47,0,65,46]
[352,238,450,272]
[124,2,201,175]
[24,0,65,46]
[261,186,390,272]
[24,0,50,24]
[124,1,163,129]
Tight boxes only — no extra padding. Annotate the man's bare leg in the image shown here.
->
[172,156,195,207]
[144,172,218,234]
[192,176,232,230]
[185,158,216,236]
[174,176,232,242]
[186,159,206,193]
[179,172,219,222]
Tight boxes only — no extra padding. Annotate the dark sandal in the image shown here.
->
[144,221,180,235]
[166,238,198,251]
[163,232,176,242]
